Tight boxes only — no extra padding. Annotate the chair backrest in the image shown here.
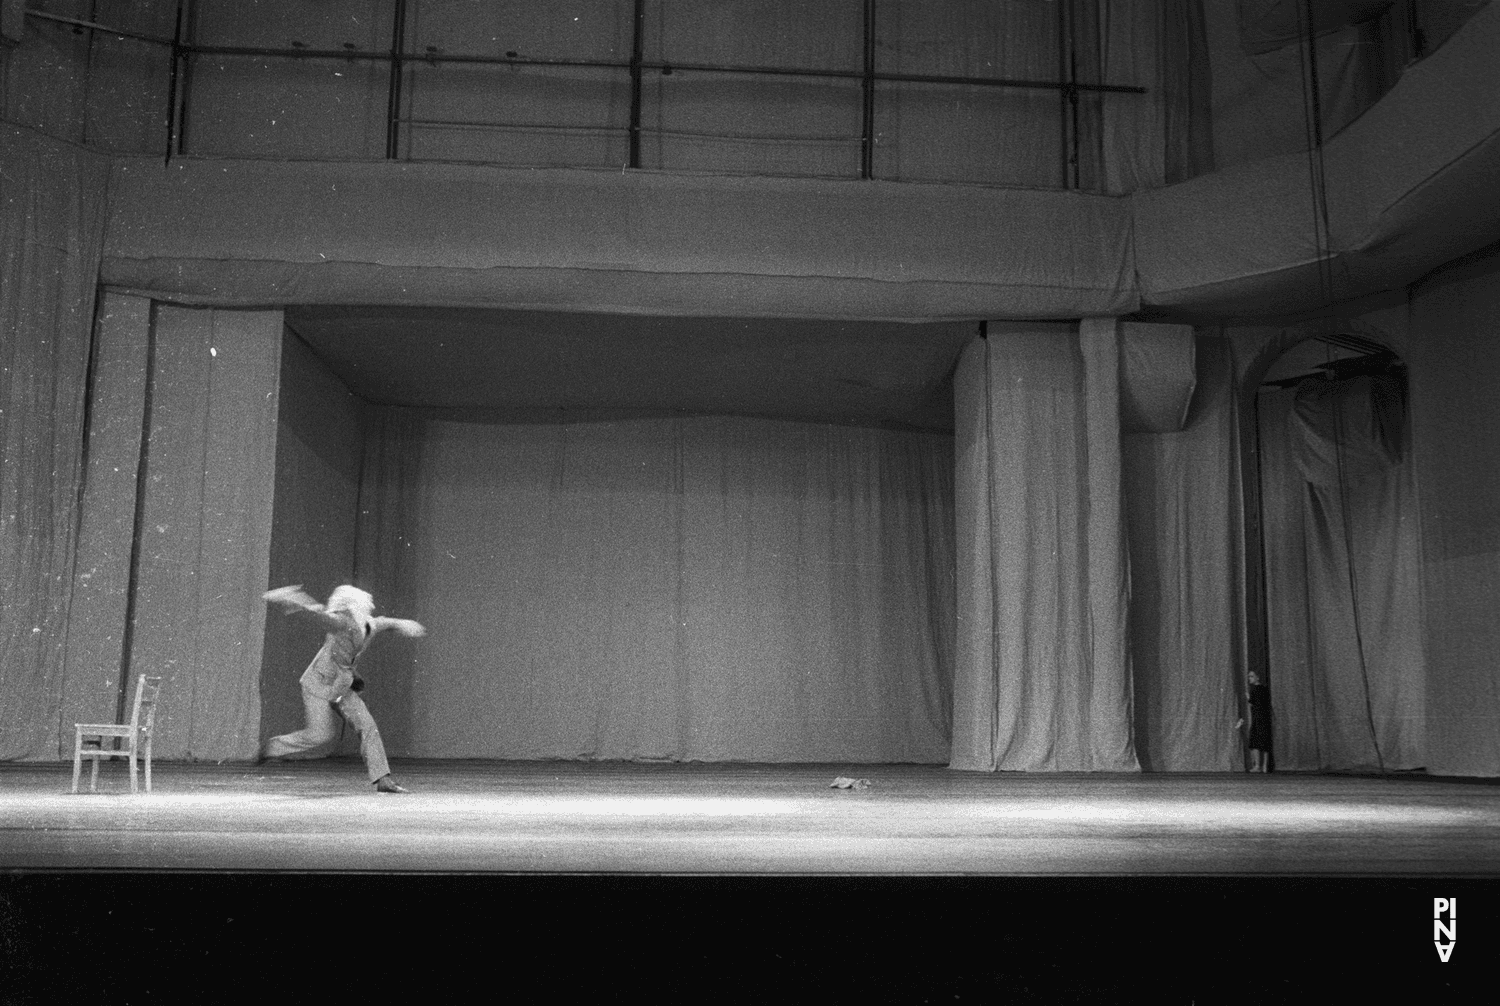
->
[130,676,163,733]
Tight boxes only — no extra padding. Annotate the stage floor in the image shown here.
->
[3,759,1498,874]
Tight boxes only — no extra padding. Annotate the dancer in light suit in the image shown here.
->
[261,584,426,793]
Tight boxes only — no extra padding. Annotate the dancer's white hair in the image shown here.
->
[326,585,374,613]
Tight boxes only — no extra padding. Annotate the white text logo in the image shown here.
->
[1434,898,1456,962]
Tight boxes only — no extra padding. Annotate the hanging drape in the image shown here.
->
[1123,337,1246,771]
[346,410,955,762]
[1087,0,1215,192]
[260,331,366,748]
[342,406,429,758]
[951,323,1137,772]
[56,293,152,743]
[123,306,283,761]
[880,0,1212,192]
[1409,246,1500,778]
[1258,373,1425,771]
[1208,0,1410,170]
[0,125,109,760]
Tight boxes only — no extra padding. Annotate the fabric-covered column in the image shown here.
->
[0,125,110,760]
[1080,318,1136,769]
[951,322,1138,771]
[125,306,282,761]
[1122,335,1245,771]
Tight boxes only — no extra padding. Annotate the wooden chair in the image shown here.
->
[72,676,162,794]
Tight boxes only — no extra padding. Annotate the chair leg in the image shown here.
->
[90,754,99,792]
[71,744,82,794]
[130,743,138,794]
[144,738,152,794]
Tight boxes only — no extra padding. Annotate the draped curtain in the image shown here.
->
[951,323,1137,772]
[1123,337,1245,771]
[1211,0,1415,167]
[9,288,289,763]
[348,410,955,762]
[1258,373,1425,770]
[260,331,366,749]
[879,0,1212,192]
[124,307,283,761]
[56,294,153,744]
[0,125,109,759]
[1089,0,1216,192]
[343,406,429,758]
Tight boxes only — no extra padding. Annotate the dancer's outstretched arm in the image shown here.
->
[372,616,427,638]
[263,584,343,629]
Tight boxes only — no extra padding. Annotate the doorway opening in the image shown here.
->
[1251,333,1424,773]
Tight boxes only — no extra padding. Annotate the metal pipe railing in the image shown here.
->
[25,3,1147,180]
[386,0,408,159]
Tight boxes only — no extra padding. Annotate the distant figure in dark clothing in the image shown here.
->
[261,584,426,793]
[1244,669,1272,773]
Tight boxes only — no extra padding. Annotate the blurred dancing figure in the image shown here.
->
[261,584,426,793]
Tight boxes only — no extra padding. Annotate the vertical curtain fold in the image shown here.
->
[125,306,282,761]
[56,292,152,745]
[259,329,365,748]
[951,323,1137,771]
[1160,0,1217,183]
[876,0,1206,192]
[1258,383,1317,764]
[0,125,109,759]
[1260,373,1425,770]
[1087,0,1215,193]
[1123,337,1245,771]
[350,405,427,757]
[952,338,996,769]
[1081,320,1136,769]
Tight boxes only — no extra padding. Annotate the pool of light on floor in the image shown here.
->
[964,799,1492,829]
[1,791,1493,829]
[0,792,803,818]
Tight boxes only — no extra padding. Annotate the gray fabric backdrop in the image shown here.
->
[0,125,109,759]
[303,410,958,762]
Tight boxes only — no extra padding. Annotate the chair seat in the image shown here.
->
[77,724,136,736]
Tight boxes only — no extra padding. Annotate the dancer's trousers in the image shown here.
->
[265,690,392,782]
